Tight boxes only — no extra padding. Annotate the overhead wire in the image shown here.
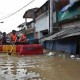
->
[0,0,35,20]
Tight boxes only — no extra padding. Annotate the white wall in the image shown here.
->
[35,12,49,32]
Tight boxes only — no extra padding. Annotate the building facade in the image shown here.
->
[44,0,80,56]
[34,1,49,39]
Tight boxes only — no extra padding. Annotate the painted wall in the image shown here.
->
[58,0,80,21]
[35,12,49,32]
[58,7,80,21]
[61,20,80,29]
[35,12,49,39]
[27,33,34,40]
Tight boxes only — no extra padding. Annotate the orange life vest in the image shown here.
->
[11,34,17,42]
[20,35,26,42]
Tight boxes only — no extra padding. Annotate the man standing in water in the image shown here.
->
[8,30,17,55]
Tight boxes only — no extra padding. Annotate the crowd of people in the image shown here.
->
[0,30,27,45]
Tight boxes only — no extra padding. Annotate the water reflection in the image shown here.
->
[0,54,80,80]
[0,55,42,80]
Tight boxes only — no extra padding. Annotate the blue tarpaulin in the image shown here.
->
[44,38,77,55]
[60,0,80,12]
[60,4,72,12]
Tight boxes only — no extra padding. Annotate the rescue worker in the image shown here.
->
[20,33,27,44]
[8,30,17,55]
[10,30,17,43]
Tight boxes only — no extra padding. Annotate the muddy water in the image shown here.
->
[0,53,80,80]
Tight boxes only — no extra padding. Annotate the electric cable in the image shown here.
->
[0,0,35,20]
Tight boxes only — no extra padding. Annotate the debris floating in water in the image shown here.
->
[70,55,75,58]
[46,52,55,56]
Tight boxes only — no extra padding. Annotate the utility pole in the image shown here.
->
[25,19,28,30]
[49,0,53,35]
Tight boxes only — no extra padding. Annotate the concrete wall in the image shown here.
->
[35,12,49,38]
[62,20,80,29]
[53,12,57,23]
[35,12,49,32]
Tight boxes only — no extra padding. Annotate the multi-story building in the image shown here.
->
[23,8,38,41]
[43,0,80,56]
[34,1,49,39]
[34,0,69,39]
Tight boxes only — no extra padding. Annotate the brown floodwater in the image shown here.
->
[0,53,80,80]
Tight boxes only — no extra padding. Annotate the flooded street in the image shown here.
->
[0,53,80,80]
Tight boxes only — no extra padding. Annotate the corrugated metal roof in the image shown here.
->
[41,26,80,41]
[23,8,38,18]
[17,22,26,29]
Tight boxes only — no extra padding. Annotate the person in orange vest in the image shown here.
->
[10,30,17,43]
[20,33,27,44]
[7,30,17,55]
